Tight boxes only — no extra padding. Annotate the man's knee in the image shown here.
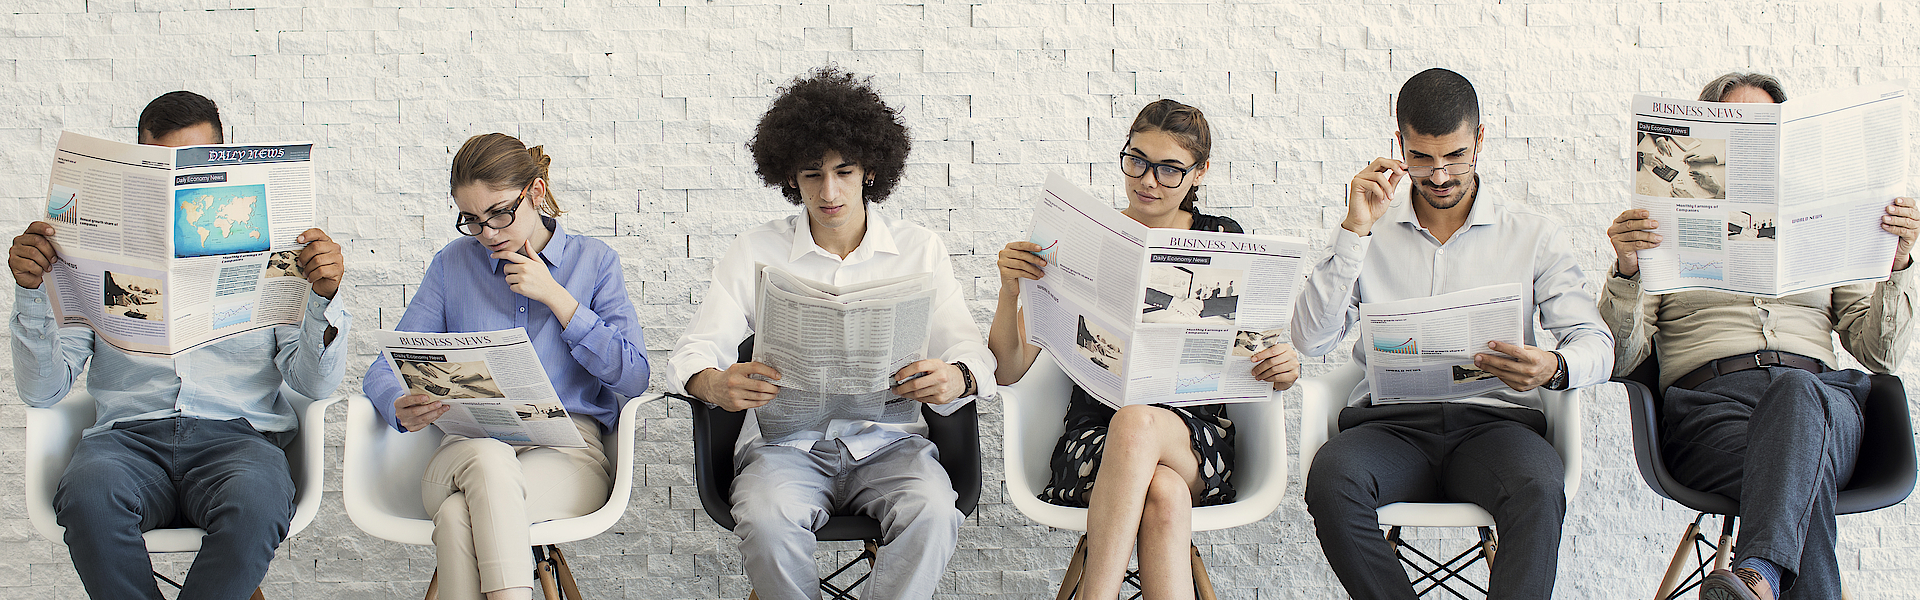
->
[732,494,827,541]
[54,456,153,523]
[1304,446,1376,516]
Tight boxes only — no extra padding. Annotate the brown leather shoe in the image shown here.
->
[1700,568,1775,600]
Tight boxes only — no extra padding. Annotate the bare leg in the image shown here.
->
[1079,405,1203,600]
[1137,465,1196,600]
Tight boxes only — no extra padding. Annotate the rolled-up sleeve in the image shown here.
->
[277,288,352,401]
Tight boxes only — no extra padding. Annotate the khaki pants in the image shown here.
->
[422,415,610,598]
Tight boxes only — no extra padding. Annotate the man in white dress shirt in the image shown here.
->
[666,67,994,600]
[1291,68,1614,599]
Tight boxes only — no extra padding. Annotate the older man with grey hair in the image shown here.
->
[1603,72,1920,600]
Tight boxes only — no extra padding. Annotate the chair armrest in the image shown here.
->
[924,401,981,517]
[673,392,745,531]
[24,390,98,546]
[285,394,341,539]
[1296,363,1363,484]
[1839,374,1916,513]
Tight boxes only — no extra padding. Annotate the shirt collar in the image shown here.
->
[492,215,565,274]
[787,210,899,263]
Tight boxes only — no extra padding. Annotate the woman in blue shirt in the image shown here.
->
[362,133,649,600]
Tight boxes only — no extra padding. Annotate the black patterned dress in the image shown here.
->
[1038,212,1243,508]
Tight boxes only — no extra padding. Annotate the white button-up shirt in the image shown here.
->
[1291,187,1614,410]
[667,212,996,460]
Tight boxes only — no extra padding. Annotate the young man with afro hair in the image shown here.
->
[667,66,994,600]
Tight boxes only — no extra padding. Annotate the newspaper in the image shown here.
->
[1020,173,1310,408]
[1629,81,1910,297]
[375,328,587,448]
[750,266,937,443]
[1358,283,1527,404]
[38,131,319,356]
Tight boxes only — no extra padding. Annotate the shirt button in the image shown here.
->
[519,306,526,313]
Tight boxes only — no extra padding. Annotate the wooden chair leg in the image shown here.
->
[1055,534,1090,600]
[537,551,562,600]
[1654,521,1699,600]
[1190,544,1217,600]
[550,546,583,600]
[747,591,759,600]
[1712,516,1736,572]
[425,570,440,600]
[250,588,266,600]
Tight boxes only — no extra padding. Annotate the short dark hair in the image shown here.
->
[138,91,223,144]
[749,66,910,205]
[1699,72,1788,103]
[1395,68,1479,137]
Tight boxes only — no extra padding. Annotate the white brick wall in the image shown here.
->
[2,1,1918,598]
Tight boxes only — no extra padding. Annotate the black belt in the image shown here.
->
[1673,350,1827,391]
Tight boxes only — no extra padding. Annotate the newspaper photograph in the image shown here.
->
[39,131,319,355]
[1021,173,1310,409]
[1359,283,1527,404]
[750,266,936,443]
[375,328,587,448]
[1628,80,1909,297]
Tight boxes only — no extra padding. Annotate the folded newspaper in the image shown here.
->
[40,132,320,355]
[1020,173,1310,408]
[375,328,587,448]
[750,266,936,443]
[1359,283,1526,403]
[1629,80,1910,297]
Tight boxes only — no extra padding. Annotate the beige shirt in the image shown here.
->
[1599,267,1920,389]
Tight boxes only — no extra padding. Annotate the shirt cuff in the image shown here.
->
[307,287,350,330]
[1331,226,1371,265]
[1603,268,1642,299]
[560,305,602,346]
[14,283,54,319]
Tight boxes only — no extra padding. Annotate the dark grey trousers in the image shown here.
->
[1305,402,1565,600]
[1663,367,1869,599]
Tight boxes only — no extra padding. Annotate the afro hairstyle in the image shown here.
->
[749,66,911,205]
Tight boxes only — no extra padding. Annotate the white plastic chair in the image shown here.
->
[25,385,338,598]
[343,395,646,600]
[1002,349,1289,600]
[1296,361,1583,598]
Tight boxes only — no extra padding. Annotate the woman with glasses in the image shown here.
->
[988,100,1299,599]
[362,133,649,600]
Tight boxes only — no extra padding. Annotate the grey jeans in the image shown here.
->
[1663,367,1869,599]
[1304,402,1565,600]
[730,436,961,600]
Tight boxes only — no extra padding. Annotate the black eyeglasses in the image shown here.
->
[454,185,529,236]
[1119,152,1199,188]
[1405,162,1476,178]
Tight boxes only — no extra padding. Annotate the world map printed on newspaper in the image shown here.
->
[173,184,271,258]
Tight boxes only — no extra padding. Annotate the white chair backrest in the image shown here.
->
[1297,361,1583,500]
[25,385,332,552]
[1001,349,1288,533]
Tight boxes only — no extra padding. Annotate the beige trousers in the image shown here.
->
[422,415,610,599]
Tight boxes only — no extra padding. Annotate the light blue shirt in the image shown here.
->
[1291,186,1614,410]
[363,218,650,434]
[11,284,352,437]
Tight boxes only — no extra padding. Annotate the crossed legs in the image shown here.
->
[1079,404,1205,600]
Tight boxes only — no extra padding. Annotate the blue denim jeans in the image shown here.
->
[53,417,294,600]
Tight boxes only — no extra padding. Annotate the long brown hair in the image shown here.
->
[450,133,564,216]
[1127,99,1212,214]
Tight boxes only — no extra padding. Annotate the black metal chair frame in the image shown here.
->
[1386,525,1495,599]
[1614,353,1915,600]
[673,339,982,600]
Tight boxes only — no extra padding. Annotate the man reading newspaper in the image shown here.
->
[1291,69,1613,599]
[1603,73,1920,600]
[8,91,350,599]
[665,67,994,600]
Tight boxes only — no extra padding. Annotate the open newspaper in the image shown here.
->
[1629,80,1910,297]
[1020,173,1310,408]
[39,131,318,355]
[751,266,937,443]
[375,328,587,448]
[1359,283,1526,403]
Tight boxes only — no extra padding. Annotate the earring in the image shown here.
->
[864,180,874,186]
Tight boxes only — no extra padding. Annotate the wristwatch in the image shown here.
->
[952,361,976,398]
[1544,351,1570,391]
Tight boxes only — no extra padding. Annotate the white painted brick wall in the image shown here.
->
[2,1,1919,598]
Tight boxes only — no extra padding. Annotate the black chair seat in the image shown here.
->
[677,337,982,540]
[1615,354,1916,517]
